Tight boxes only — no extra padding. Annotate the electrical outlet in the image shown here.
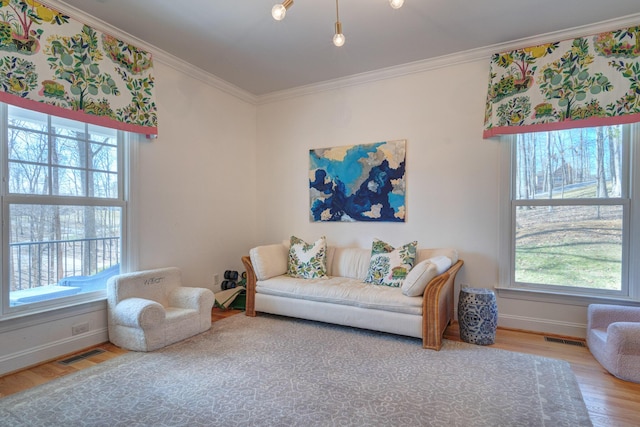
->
[72,322,89,336]
[213,274,219,287]
[460,283,470,289]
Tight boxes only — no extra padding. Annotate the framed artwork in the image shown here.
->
[309,139,406,222]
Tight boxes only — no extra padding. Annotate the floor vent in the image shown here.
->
[544,336,586,347]
[58,348,105,365]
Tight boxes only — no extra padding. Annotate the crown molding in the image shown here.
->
[256,12,640,105]
[153,53,257,105]
[46,1,258,105]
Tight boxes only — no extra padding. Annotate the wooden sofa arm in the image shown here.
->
[422,260,463,350]
[241,255,257,317]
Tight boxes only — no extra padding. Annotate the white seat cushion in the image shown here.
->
[256,275,422,315]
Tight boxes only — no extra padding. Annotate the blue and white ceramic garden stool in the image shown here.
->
[458,287,498,345]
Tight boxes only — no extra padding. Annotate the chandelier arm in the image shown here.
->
[272,0,402,46]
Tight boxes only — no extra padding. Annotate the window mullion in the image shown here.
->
[514,198,627,207]
[84,122,89,198]
[47,115,53,196]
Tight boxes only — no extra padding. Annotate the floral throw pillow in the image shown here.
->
[364,239,418,287]
[287,236,328,279]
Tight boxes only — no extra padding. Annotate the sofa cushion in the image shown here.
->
[250,244,289,281]
[256,275,422,315]
[328,247,371,279]
[287,236,328,279]
[401,256,452,297]
[364,239,418,287]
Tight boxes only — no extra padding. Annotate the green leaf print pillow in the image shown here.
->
[287,236,328,279]
[364,239,418,287]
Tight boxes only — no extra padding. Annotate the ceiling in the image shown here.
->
[58,0,640,96]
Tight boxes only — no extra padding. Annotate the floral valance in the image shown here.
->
[483,25,640,138]
[0,0,157,136]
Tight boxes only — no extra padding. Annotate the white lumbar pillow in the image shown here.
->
[401,256,452,297]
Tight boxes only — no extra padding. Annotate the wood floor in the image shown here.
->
[0,308,242,399]
[444,323,640,427]
[1,311,639,426]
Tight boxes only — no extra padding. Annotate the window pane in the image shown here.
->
[8,128,48,163]
[8,105,47,129]
[91,142,117,172]
[92,171,118,198]
[52,167,84,196]
[53,136,84,168]
[8,204,121,307]
[88,124,117,142]
[516,126,623,200]
[515,205,622,290]
[8,162,47,194]
[51,115,85,137]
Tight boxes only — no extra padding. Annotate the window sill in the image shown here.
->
[494,286,640,307]
[0,296,107,333]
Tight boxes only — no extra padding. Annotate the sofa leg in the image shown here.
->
[423,335,442,351]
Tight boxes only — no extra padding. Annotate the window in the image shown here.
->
[501,124,640,301]
[1,103,127,316]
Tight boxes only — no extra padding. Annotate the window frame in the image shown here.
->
[0,103,133,320]
[497,124,640,306]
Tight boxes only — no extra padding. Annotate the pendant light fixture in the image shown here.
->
[333,0,345,47]
[271,0,404,47]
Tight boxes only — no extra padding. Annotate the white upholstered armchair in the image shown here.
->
[586,303,640,383]
[107,267,215,352]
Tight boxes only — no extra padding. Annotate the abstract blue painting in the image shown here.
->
[309,140,406,222]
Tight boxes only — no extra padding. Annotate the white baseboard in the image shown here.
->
[496,313,587,339]
[0,328,108,376]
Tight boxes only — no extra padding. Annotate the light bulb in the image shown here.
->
[272,4,287,20]
[389,0,404,9]
[272,0,293,20]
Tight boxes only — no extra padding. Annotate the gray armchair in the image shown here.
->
[586,303,640,383]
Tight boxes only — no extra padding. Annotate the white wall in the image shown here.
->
[255,59,589,338]
[0,61,258,376]
[136,64,257,285]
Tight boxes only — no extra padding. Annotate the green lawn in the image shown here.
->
[514,199,622,290]
[515,242,621,289]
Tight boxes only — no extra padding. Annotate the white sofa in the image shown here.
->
[242,244,463,350]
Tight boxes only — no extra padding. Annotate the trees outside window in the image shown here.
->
[2,103,125,314]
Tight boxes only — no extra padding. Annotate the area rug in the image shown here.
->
[0,314,591,427]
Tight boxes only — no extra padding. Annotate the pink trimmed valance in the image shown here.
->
[483,25,640,138]
[0,1,157,136]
